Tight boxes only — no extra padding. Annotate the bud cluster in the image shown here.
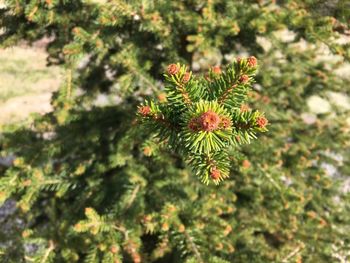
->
[138,59,268,184]
[188,110,231,132]
[167,63,191,84]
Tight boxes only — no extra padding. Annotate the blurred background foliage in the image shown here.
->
[0,0,349,262]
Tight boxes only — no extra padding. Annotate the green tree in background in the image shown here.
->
[0,0,350,262]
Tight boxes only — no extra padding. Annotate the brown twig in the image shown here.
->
[152,114,180,131]
[183,230,204,263]
[40,240,55,263]
[218,84,237,104]
[176,82,192,104]
[281,243,304,263]
[233,121,252,130]
[125,184,140,210]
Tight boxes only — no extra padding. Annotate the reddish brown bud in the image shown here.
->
[220,117,232,129]
[239,74,249,83]
[133,255,141,263]
[210,167,221,180]
[138,106,151,116]
[161,222,169,231]
[212,66,222,74]
[167,63,179,75]
[242,160,251,169]
[261,96,271,104]
[22,179,32,186]
[152,14,160,22]
[240,104,250,112]
[200,110,220,131]
[182,72,191,83]
[142,215,152,223]
[22,230,31,238]
[247,56,257,67]
[143,146,152,156]
[74,223,82,231]
[236,57,242,63]
[256,116,268,128]
[110,245,119,254]
[188,117,200,132]
[178,224,185,233]
[157,93,167,102]
[72,27,80,35]
[223,225,232,236]
[307,211,317,219]
[215,242,224,250]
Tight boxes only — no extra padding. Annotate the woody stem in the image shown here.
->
[152,114,180,131]
[218,84,237,104]
[176,81,191,104]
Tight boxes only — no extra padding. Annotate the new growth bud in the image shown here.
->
[220,117,232,129]
[239,74,249,83]
[210,167,221,180]
[188,117,201,131]
[200,110,221,132]
[182,72,191,83]
[157,93,167,102]
[189,111,231,132]
[138,106,151,116]
[167,63,179,75]
[247,56,258,67]
[240,104,250,112]
[256,116,268,128]
[143,146,152,156]
[212,66,222,74]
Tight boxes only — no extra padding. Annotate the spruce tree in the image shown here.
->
[0,0,349,262]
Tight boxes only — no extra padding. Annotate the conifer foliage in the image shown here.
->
[138,60,268,184]
[0,0,350,263]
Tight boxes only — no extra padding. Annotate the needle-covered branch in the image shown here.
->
[138,58,268,184]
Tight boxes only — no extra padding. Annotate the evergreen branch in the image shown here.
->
[28,5,38,22]
[233,121,253,130]
[281,244,304,263]
[15,0,21,14]
[261,171,282,192]
[40,240,55,263]
[183,230,204,263]
[66,68,72,99]
[139,63,267,184]
[152,114,180,131]
[257,165,288,204]
[218,84,237,104]
[125,184,140,210]
[1,1,349,262]
[130,65,158,93]
[24,256,34,261]
[175,81,192,105]
[112,224,129,241]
